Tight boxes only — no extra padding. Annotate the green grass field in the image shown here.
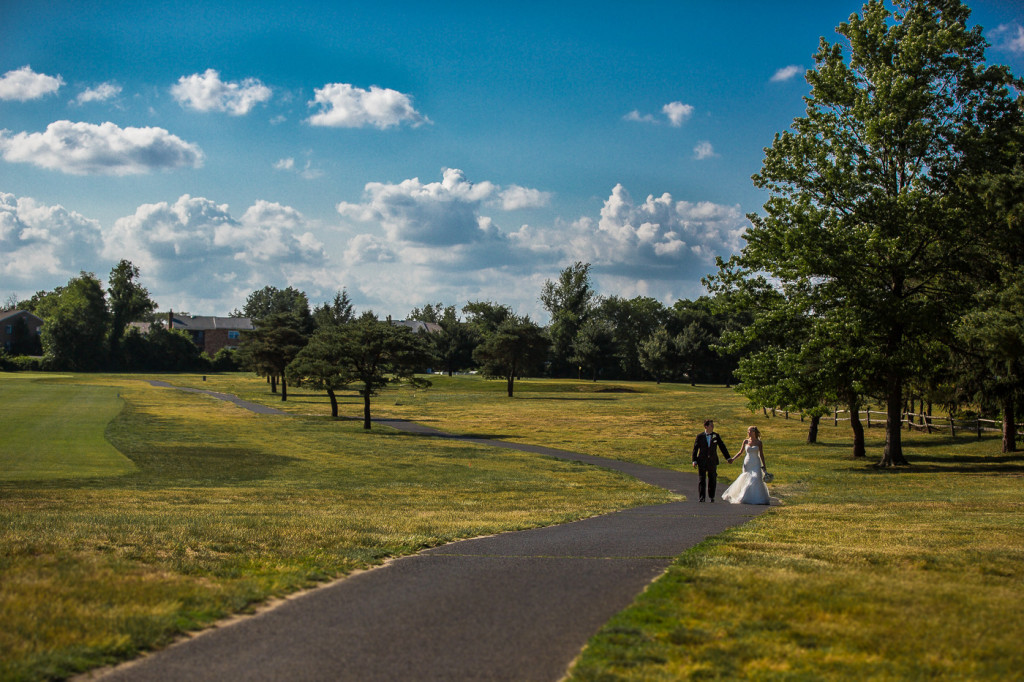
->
[0,378,135,480]
[2,371,1022,680]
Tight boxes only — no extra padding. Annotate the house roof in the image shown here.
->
[393,319,442,334]
[0,309,44,325]
[169,314,254,331]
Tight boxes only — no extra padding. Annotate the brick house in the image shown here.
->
[167,312,253,356]
[0,310,44,355]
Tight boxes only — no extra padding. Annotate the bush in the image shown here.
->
[10,356,46,371]
[210,347,241,371]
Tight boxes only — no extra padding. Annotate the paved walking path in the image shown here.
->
[96,383,772,681]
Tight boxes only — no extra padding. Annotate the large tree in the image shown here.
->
[312,289,355,330]
[242,312,308,400]
[286,326,350,418]
[541,262,597,376]
[599,296,667,379]
[473,315,548,397]
[334,314,433,429]
[37,272,109,371]
[107,259,157,368]
[409,303,474,376]
[732,0,1023,466]
[235,285,313,333]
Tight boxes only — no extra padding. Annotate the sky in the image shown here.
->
[2,0,1023,322]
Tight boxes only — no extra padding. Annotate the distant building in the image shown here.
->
[392,319,442,334]
[0,310,43,355]
[167,312,253,356]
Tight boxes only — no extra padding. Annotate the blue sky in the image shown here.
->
[3,0,1023,321]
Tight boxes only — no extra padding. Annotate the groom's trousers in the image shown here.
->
[697,462,717,501]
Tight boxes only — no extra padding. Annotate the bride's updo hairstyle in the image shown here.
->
[748,426,761,440]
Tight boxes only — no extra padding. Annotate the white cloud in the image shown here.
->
[307,83,429,129]
[171,69,272,115]
[0,192,104,283]
[343,233,396,266]
[336,168,542,246]
[693,141,717,159]
[540,184,747,272]
[499,185,552,210]
[662,101,694,127]
[102,195,326,310]
[274,156,323,179]
[0,120,204,176]
[624,110,658,124]
[991,24,1024,53]
[770,65,803,82]
[0,66,63,101]
[74,82,122,105]
[625,102,694,126]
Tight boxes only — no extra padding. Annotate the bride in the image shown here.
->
[721,426,771,505]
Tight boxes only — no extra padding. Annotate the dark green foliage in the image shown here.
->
[312,289,355,329]
[541,262,597,376]
[715,0,1024,466]
[37,272,109,371]
[330,313,434,428]
[107,260,157,369]
[473,315,548,397]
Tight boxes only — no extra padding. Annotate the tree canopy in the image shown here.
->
[714,0,1024,466]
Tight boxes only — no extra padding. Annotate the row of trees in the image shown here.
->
[706,0,1024,459]
[2,261,223,372]
[230,274,749,428]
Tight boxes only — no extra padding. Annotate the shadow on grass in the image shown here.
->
[843,453,1024,475]
[514,396,621,402]
[124,444,299,485]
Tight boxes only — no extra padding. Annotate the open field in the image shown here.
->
[171,372,1024,680]
[3,371,1023,680]
[0,373,670,681]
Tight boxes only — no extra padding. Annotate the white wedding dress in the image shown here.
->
[721,444,771,505]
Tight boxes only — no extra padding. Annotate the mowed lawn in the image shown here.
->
[1,377,135,480]
[0,373,671,681]
[179,372,1024,680]
[3,371,1023,680]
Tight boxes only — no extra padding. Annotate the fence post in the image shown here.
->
[785,410,789,419]
[834,410,838,426]
[866,410,871,428]
[950,418,956,438]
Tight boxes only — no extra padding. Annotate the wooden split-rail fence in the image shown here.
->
[760,406,1024,441]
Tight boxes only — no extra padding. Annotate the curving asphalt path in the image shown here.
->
[88,383,772,681]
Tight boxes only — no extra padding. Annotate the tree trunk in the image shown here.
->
[362,390,372,429]
[506,373,515,398]
[270,374,277,393]
[880,375,909,466]
[1003,394,1018,453]
[849,396,866,458]
[807,415,820,444]
[281,377,287,401]
[327,388,338,418]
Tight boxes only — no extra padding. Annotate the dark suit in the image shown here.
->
[692,431,729,501]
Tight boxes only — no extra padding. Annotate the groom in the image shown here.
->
[692,419,729,503]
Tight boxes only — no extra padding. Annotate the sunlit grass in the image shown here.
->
[179,373,1024,680]
[4,371,1022,680]
[0,378,135,480]
[0,373,670,681]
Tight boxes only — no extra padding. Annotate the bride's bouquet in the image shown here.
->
[762,469,774,483]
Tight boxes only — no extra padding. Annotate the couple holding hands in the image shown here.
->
[691,419,773,505]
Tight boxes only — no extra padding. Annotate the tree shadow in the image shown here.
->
[844,452,1024,475]
[121,444,299,485]
[515,396,621,401]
